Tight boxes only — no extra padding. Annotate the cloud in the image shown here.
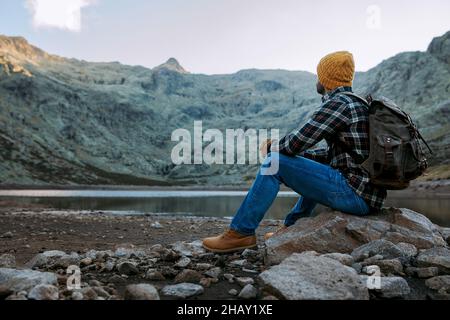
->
[26,0,96,32]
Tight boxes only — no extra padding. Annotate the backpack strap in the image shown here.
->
[418,131,434,155]
[342,92,433,155]
[340,92,372,106]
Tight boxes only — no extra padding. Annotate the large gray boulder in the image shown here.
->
[351,239,406,262]
[265,208,446,265]
[439,227,450,246]
[28,284,59,300]
[26,250,80,269]
[360,275,410,298]
[124,284,160,300]
[259,252,369,300]
[416,247,450,274]
[425,276,450,293]
[0,268,58,292]
[0,254,16,268]
[161,283,204,299]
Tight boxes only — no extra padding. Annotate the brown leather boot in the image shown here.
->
[264,225,288,240]
[202,229,257,253]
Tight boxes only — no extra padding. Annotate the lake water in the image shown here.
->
[0,190,449,227]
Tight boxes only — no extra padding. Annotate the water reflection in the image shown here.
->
[0,190,449,227]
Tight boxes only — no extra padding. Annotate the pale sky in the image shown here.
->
[1,0,449,74]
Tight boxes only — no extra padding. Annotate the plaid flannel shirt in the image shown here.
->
[274,86,387,211]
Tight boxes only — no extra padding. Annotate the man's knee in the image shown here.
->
[261,152,291,177]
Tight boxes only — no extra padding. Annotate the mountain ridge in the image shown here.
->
[0,32,449,185]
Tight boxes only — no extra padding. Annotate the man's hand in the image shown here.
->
[260,139,272,158]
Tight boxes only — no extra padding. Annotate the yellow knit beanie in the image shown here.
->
[317,51,355,91]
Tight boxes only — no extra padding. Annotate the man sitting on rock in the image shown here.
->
[202,51,387,253]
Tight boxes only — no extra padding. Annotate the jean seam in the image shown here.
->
[357,193,369,215]
[230,167,275,235]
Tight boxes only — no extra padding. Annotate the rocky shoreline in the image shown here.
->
[0,207,450,300]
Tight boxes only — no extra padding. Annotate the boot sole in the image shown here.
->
[202,243,257,253]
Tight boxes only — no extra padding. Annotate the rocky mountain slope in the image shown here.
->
[0,32,449,186]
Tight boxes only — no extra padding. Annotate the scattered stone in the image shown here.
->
[145,269,165,281]
[242,268,259,274]
[0,268,58,292]
[396,242,418,258]
[28,284,59,300]
[161,283,204,299]
[150,221,163,229]
[0,231,13,239]
[223,273,234,283]
[262,295,278,300]
[321,253,354,266]
[242,249,258,259]
[228,289,238,296]
[230,259,246,267]
[114,246,146,259]
[351,263,363,273]
[71,291,83,300]
[361,254,384,265]
[174,269,202,284]
[417,267,440,278]
[0,285,13,299]
[114,247,133,259]
[351,240,404,262]
[96,250,114,261]
[204,267,221,279]
[361,276,410,299]
[160,249,180,262]
[265,209,446,265]
[105,260,115,272]
[171,240,205,257]
[440,227,450,246]
[417,247,450,274]
[80,258,93,267]
[195,263,213,271]
[374,259,404,276]
[425,276,450,293]
[92,286,110,299]
[116,261,139,275]
[0,254,16,268]
[124,284,160,300]
[80,287,98,300]
[5,293,27,300]
[238,284,258,299]
[85,250,98,260]
[259,252,369,300]
[88,280,102,287]
[235,277,254,287]
[160,266,179,278]
[174,257,191,268]
[149,244,164,252]
[199,278,213,288]
[107,274,126,284]
[26,251,80,269]
[406,267,439,278]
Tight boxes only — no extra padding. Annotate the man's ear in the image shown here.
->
[316,81,326,95]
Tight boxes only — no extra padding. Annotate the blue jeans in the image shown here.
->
[230,152,370,236]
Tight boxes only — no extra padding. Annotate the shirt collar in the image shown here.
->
[322,86,353,102]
